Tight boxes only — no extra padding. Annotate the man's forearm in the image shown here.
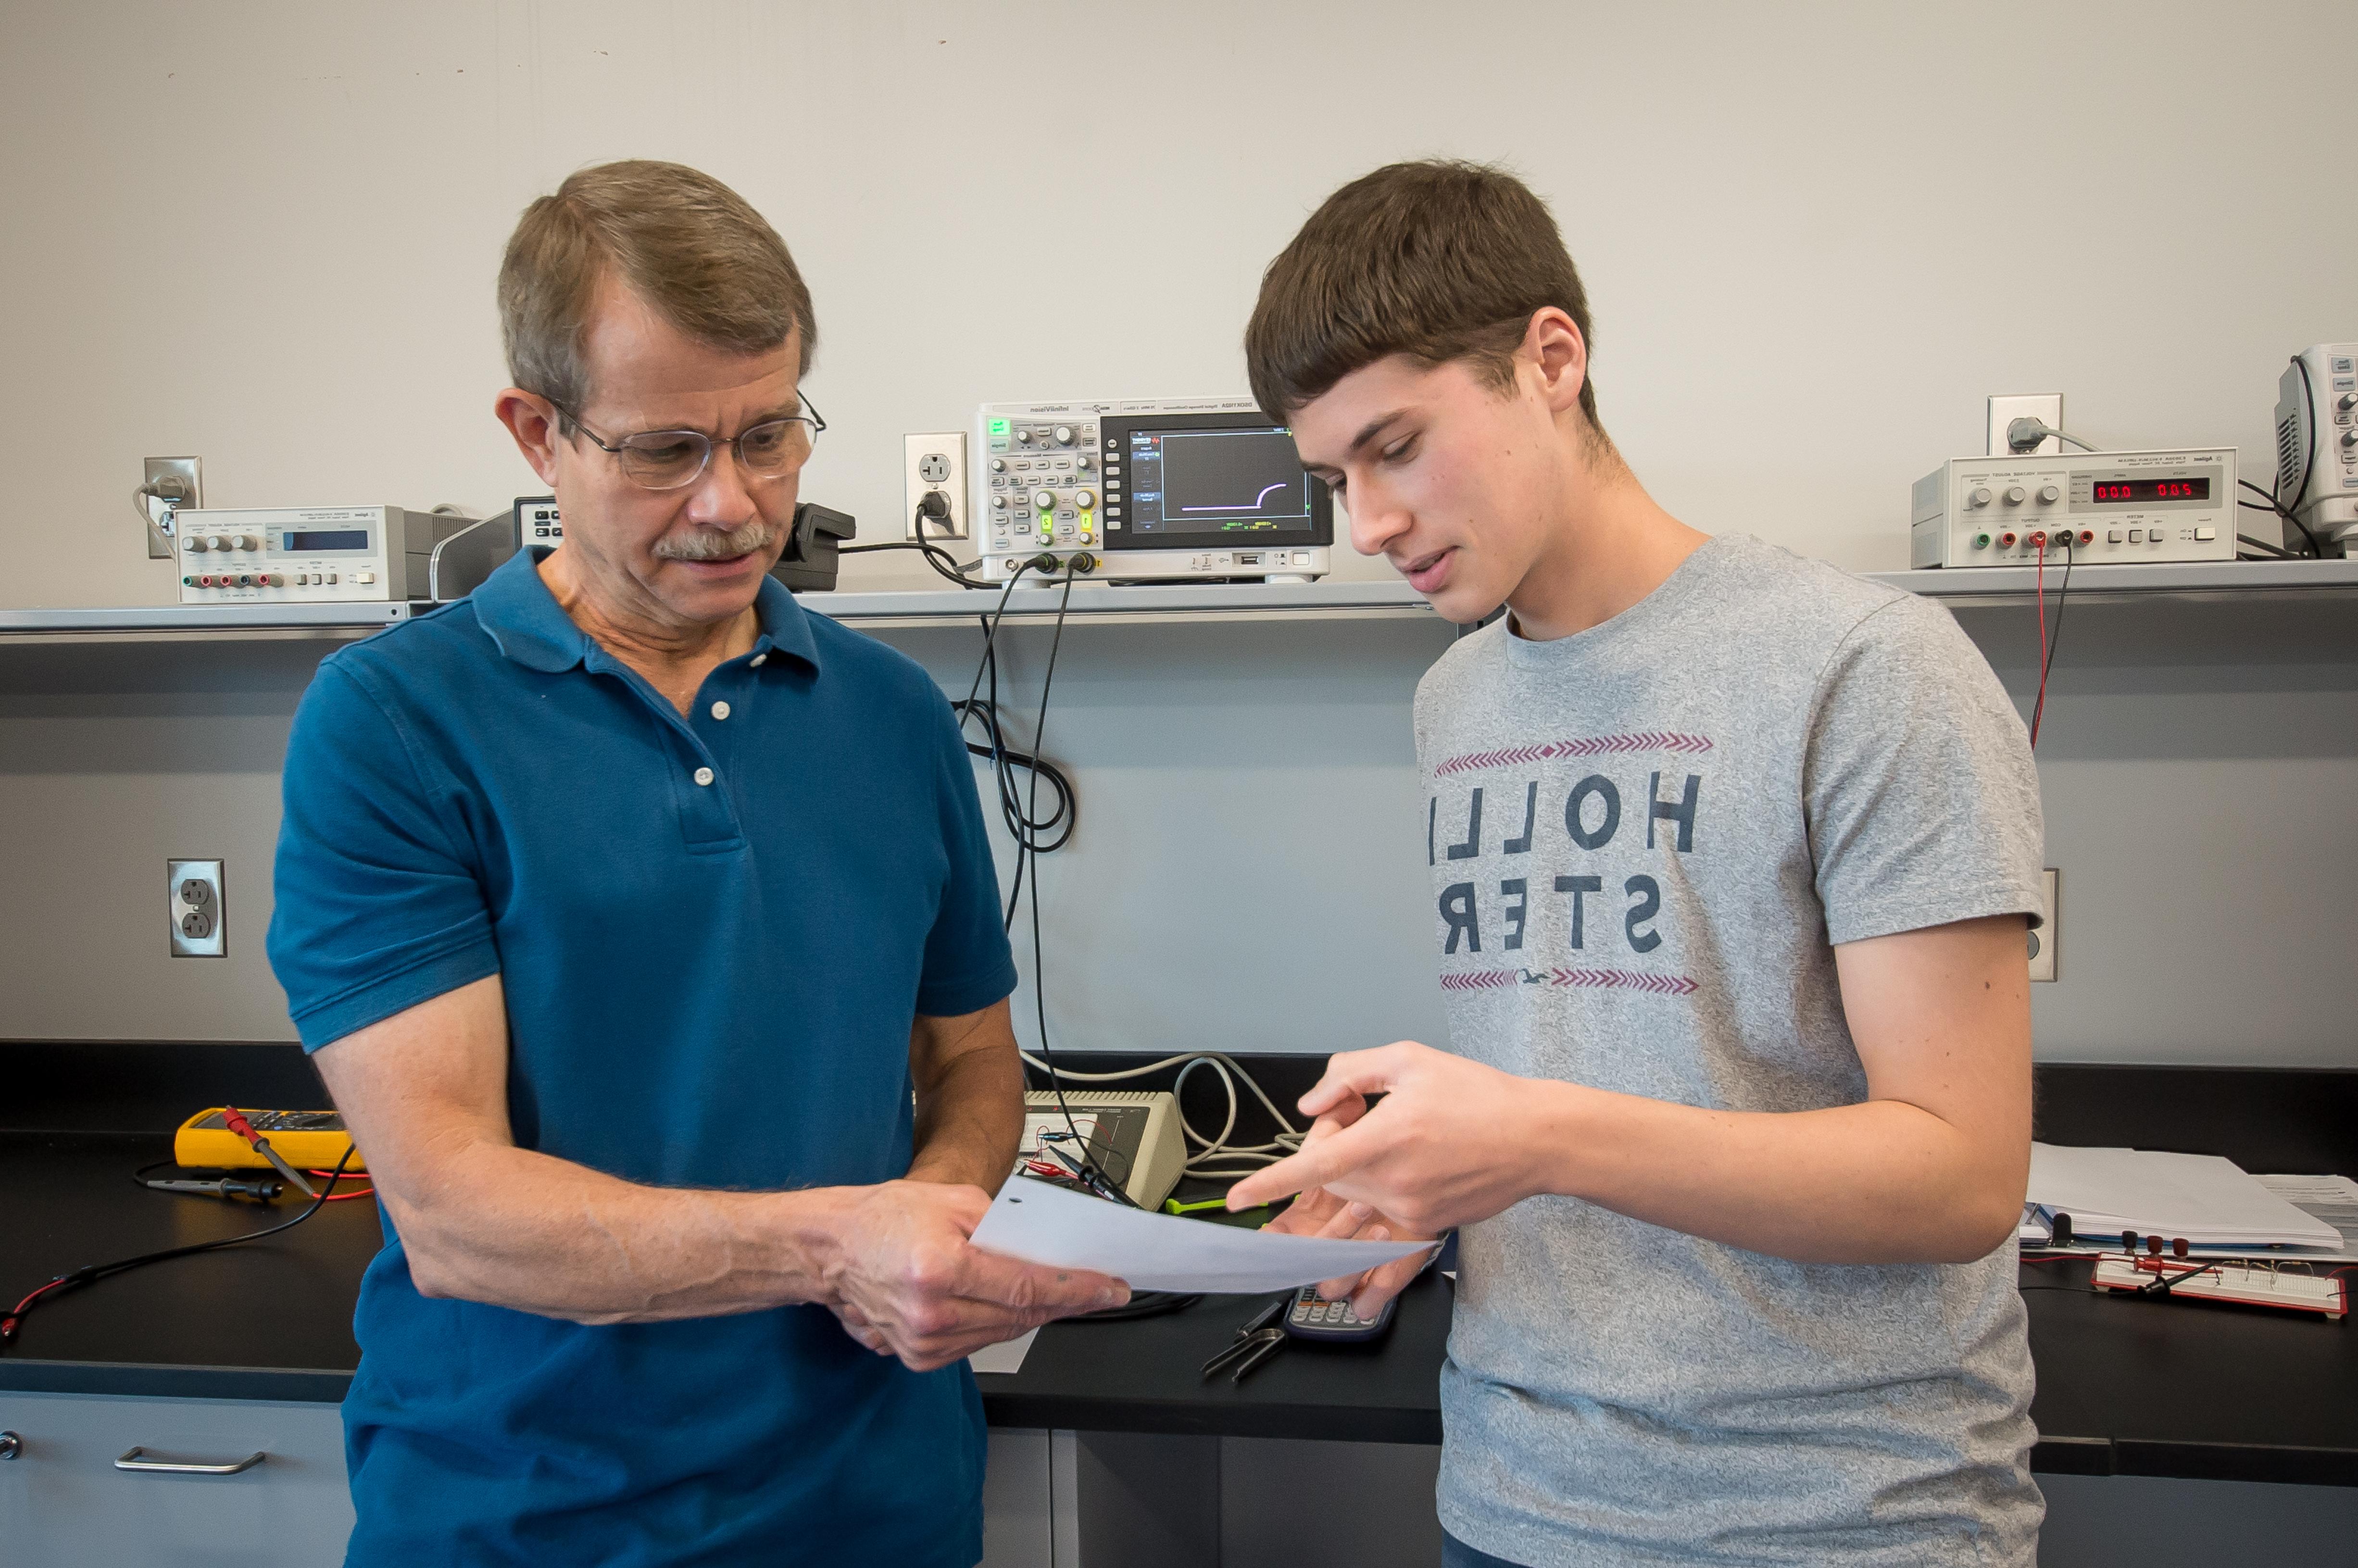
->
[907,1037,1023,1192]
[1520,1082,2024,1265]
[389,1139,853,1325]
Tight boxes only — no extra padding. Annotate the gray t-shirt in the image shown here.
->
[1417,533,2045,1568]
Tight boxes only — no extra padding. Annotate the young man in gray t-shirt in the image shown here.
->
[1226,162,2046,1568]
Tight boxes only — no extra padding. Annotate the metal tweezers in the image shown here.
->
[1200,1298,1289,1384]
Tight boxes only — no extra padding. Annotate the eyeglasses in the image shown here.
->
[553,397,827,491]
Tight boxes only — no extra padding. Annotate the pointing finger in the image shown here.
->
[1226,1120,1379,1211]
[1295,1043,1426,1119]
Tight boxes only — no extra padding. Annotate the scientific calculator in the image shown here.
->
[1285,1284,1396,1342]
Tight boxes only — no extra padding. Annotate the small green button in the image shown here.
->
[989,418,1010,437]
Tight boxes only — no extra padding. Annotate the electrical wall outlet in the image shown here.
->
[1987,395,2064,457]
[169,859,225,958]
[142,456,203,558]
[2027,867,2059,982]
[904,432,968,542]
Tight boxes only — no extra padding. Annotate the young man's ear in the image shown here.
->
[1522,308,1590,417]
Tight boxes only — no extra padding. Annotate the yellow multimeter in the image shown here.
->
[174,1109,364,1173]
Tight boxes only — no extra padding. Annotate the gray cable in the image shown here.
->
[2005,418,2100,454]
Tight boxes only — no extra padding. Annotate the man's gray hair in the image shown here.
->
[499,160,815,427]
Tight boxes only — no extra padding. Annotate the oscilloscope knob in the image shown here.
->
[1074,490,1097,509]
[1075,455,1092,471]
[2340,392,2358,412]
[1053,426,1075,446]
[990,458,1006,473]
[991,495,1007,510]
[1016,429,1032,444]
[1034,490,1056,510]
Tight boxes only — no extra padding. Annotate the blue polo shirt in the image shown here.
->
[266,548,1016,1567]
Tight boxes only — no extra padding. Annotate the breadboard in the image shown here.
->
[2091,1254,2346,1319]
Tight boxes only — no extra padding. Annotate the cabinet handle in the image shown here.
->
[115,1445,266,1475]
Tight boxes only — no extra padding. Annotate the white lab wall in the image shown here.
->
[2,0,2353,608]
[1,2,2353,1067]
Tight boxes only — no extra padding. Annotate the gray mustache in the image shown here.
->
[652,519,777,562]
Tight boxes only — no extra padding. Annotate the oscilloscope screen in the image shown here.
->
[1126,426,1315,537]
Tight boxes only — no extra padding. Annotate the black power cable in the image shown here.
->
[840,539,993,589]
[2237,480,2328,561]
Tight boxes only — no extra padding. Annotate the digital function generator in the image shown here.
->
[1910,449,2237,568]
[974,398,1334,582]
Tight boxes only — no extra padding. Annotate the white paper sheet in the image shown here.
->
[2257,1174,2358,1258]
[2025,1144,2344,1248]
[967,1328,1039,1375]
[969,1177,1433,1294]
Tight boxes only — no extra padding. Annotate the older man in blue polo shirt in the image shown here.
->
[266,160,1123,1566]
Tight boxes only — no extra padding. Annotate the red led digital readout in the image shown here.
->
[2089,478,2209,504]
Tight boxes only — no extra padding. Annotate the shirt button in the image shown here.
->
[749,653,767,668]
[693,766,715,787]
[710,701,731,721]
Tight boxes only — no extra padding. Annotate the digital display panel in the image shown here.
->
[1124,426,1314,536]
[2088,478,2209,505]
[283,529,371,552]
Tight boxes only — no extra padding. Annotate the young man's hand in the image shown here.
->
[1263,1180,1436,1318]
[822,1180,1128,1371]
[1228,1042,1554,1235]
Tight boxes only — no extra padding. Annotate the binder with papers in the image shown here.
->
[2022,1144,2346,1252]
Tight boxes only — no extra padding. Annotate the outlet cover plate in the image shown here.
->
[2027,867,2058,982]
[169,858,225,958]
[904,432,968,541]
[1987,395,2064,457]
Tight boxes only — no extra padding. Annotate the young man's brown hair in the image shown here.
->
[1244,158,1605,441]
[499,159,816,431]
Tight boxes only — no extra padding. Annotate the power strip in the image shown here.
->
[2090,1253,2346,1319]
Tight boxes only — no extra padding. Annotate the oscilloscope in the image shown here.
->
[973,398,1335,582]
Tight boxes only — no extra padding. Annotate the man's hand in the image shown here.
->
[1226,1042,1548,1235]
[822,1179,1128,1372]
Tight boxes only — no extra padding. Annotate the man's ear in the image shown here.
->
[493,389,564,489]
[1521,308,1589,418]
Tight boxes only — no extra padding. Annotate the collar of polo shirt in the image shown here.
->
[468,547,822,677]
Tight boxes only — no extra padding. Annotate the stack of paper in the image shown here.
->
[2025,1144,2345,1250]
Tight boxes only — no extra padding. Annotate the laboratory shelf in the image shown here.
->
[0,600,430,640]
[8,558,2356,647]
[795,576,1437,625]
[1865,558,2358,608]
